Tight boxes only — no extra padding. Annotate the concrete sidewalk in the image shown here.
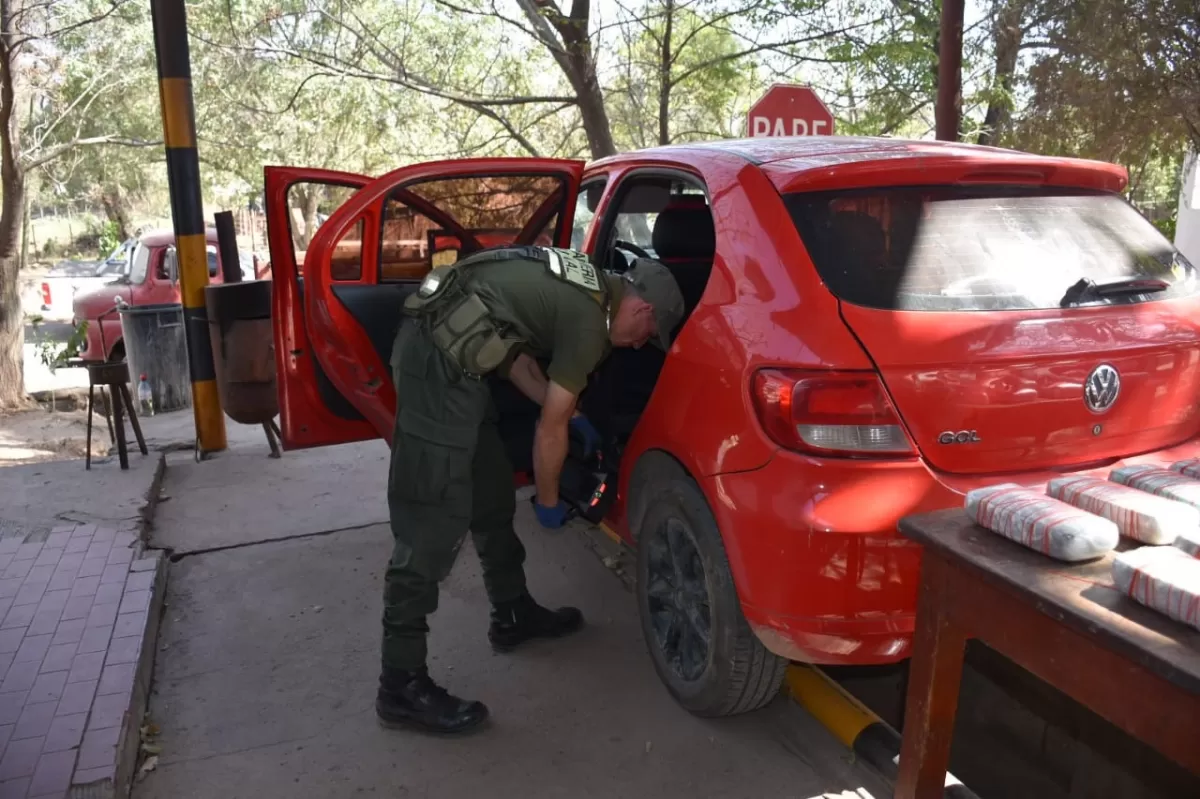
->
[0,408,273,799]
[0,453,168,798]
[134,439,890,799]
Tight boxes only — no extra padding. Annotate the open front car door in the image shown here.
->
[268,158,585,450]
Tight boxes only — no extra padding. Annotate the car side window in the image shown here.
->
[159,248,175,281]
[599,175,709,268]
[285,182,362,279]
[378,194,442,281]
[160,246,226,281]
[596,174,714,318]
[378,174,567,282]
[613,212,656,255]
[129,243,152,284]
[572,179,606,251]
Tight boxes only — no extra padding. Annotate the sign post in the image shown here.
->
[936,0,965,141]
[746,84,835,138]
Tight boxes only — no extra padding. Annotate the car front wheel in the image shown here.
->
[635,477,787,717]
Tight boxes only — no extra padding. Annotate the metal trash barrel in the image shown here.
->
[204,280,277,425]
[118,302,192,414]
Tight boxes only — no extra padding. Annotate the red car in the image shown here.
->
[265,138,1200,717]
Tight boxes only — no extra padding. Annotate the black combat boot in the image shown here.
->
[376,667,489,734]
[488,592,584,652]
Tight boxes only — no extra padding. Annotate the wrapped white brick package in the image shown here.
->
[965,483,1119,562]
[1175,531,1200,558]
[1047,475,1199,545]
[1110,465,1200,510]
[1170,458,1200,480]
[1112,546,1200,632]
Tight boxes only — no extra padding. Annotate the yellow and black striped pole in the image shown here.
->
[786,665,979,798]
[150,0,226,453]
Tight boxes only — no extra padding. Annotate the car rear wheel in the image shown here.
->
[635,477,787,717]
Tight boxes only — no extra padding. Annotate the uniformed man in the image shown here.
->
[379,245,684,735]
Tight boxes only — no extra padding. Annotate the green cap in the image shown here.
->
[623,258,685,350]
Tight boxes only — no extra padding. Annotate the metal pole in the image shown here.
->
[936,0,965,142]
[149,0,226,453]
[214,211,242,284]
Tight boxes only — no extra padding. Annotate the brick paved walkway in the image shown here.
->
[0,522,163,799]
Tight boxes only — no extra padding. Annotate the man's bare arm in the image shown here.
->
[508,352,550,407]
[533,381,577,507]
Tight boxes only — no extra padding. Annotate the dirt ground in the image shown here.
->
[0,393,111,465]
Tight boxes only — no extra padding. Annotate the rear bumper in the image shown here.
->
[703,438,1200,665]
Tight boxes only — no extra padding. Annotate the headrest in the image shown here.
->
[826,211,887,269]
[652,205,715,260]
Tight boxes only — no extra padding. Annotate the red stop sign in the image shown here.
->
[746,84,835,137]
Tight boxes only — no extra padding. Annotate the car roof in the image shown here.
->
[593,135,1050,167]
[590,135,1127,193]
[138,228,221,248]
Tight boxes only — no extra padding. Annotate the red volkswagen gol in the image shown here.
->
[264,137,1200,717]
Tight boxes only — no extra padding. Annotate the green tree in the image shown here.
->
[201,0,874,161]
[35,0,163,239]
[1,0,159,408]
[607,2,769,148]
[1014,0,1197,165]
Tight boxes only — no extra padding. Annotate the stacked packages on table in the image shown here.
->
[963,459,1200,632]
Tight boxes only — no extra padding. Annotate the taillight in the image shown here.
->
[751,369,913,458]
[40,282,51,305]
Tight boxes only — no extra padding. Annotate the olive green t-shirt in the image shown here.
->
[466,258,618,395]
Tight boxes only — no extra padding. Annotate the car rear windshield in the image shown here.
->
[784,186,1198,311]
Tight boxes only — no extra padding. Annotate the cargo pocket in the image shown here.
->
[388,407,476,506]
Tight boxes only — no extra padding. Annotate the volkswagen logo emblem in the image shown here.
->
[1084,364,1120,413]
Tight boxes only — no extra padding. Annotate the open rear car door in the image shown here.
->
[265,158,586,451]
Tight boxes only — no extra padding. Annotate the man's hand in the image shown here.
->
[533,499,572,530]
[569,414,601,458]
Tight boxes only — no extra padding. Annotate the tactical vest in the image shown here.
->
[403,246,611,378]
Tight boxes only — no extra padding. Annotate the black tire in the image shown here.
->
[635,477,787,717]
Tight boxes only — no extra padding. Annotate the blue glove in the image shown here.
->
[569,414,601,457]
[534,499,571,530]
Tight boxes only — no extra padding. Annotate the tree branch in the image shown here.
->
[669,16,887,88]
[31,66,119,151]
[429,0,548,48]
[194,30,576,108]
[16,0,131,43]
[24,135,160,171]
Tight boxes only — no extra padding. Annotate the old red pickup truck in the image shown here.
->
[74,228,262,363]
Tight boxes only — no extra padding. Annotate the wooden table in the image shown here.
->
[895,509,1200,799]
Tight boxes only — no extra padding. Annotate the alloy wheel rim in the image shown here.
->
[645,517,711,682]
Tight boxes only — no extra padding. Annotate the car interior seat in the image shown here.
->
[579,198,716,452]
[821,210,895,301]
[650,198,716,318]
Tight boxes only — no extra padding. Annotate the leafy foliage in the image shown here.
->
[1014,0,1197,165]
[8,0,1200,224]
[28,316,88,373]
[3,0,1197,405]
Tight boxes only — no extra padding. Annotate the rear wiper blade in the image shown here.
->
[1059,277,1169,308]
